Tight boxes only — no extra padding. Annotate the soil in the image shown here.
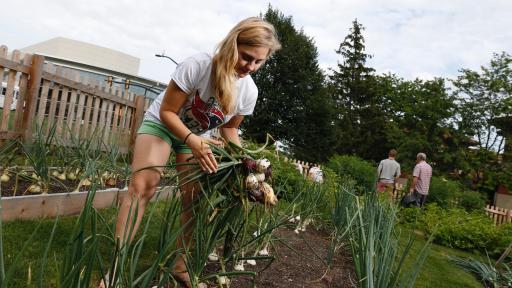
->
[203,227,356,288]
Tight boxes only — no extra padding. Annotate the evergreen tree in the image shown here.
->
[329,19,387,161]
[243,6,336,162]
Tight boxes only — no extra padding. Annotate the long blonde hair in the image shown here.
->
[212,17,281,114]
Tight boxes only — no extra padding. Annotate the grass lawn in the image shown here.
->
[1,203,171,287]
[400,229,483,288]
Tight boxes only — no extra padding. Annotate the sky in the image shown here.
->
[1,0,511,84]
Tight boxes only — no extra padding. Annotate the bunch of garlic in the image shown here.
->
[244,158,277,206]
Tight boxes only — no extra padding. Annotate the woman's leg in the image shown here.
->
[99,134,171,288]
[115,134,171,243]
[172,153,204,287]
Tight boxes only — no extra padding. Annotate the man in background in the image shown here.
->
[377,149,401,195]
[409,152,433,207]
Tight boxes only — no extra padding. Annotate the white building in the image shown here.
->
[20,37,166,100]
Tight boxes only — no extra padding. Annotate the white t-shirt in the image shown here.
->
[145,53,258,136]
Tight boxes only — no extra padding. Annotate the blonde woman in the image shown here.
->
[100,17,281,288]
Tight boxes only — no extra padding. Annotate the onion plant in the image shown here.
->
[332,185,432,287]
[21,123,57,194]
[451,255,504,287]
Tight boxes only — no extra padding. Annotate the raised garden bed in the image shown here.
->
[1,186,174,222]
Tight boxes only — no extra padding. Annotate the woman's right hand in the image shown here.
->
[187,134,223,173]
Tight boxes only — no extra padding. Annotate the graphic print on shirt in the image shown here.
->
[181,90,225,134]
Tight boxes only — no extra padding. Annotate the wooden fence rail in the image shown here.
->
[0,45,150,152]
[485,205,512,226]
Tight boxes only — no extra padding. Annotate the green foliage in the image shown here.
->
[377,74,463,172]
[245,6,336,162]
[325,155,376,194]
[427,176,461,208]
[401,204,502,252]
[457,191,486,212]
[453,52,512,152]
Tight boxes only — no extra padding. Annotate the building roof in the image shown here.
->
[21,37,140,75]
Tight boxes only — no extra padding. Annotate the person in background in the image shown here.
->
[307,166,324,183]
[99,17,281,288]
[377,149,401,195]
[409,152,433,207]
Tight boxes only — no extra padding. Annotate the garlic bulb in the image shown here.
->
[254,173,265,182]
[260,182,278,206]
[245,174,259,190]
[256,158,271,173]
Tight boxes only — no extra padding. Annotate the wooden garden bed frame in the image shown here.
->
[1,186,175,222]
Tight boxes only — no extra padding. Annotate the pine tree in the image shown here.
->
[329,19,388,161]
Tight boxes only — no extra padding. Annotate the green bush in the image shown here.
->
[495,223,512,256]
[411,204,499,251]
[325,155,376,194]
[427,177,461,208]
[457,191,486,212]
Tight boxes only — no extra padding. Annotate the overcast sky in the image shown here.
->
[2,0,511,84]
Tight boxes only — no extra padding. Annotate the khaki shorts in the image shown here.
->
[137,120,192,154]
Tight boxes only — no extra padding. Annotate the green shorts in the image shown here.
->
[137,120,192,154]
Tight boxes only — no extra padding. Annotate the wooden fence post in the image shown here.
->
[129,95,145,149]
[22,54,44,143]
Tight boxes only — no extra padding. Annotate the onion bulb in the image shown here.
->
[51,170,60,177]
[258,247,269,256]
[106,177,117,186]
[82,178,92,186]
[28,184,42,193]
[208,251,219,262]
[1,173,10,183]
[254,173,265,182]
[246,259,257,266]
[260,182,278,206]
[256,158,271,173]
[245,174,259,190]
[234,261,245,271]
[67,172,77,181]
[218,276,230,285]
[57,173,67,181]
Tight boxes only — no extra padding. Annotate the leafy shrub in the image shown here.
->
[325,155,376,194]
[457,191,486,212]
[495,223,512,256]
[426,177,461,208]
[416,204,499,251]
